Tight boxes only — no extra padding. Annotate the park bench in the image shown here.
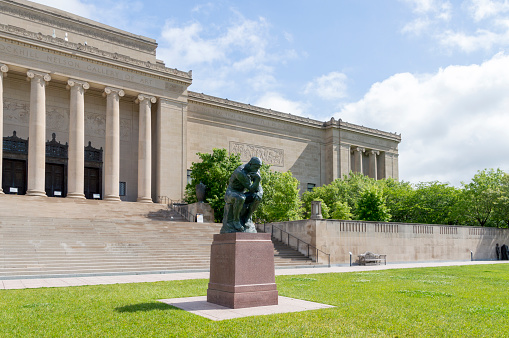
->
[358,251,387,265]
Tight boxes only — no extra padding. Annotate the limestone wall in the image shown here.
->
[267,219,509,264]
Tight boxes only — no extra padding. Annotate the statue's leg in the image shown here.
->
[243,193,262,233]
[231,194,245,231]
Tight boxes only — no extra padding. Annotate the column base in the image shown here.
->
[26,189,47,197]
[137,196,153,203]
[0,189,4,194]
[104,195,121,201]
[67,192,86,199]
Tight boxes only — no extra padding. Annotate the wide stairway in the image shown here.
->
[0,195,315,278]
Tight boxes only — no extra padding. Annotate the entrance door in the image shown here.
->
[2,159,27,194]
[84,167,101,199]
[45,163,65,197]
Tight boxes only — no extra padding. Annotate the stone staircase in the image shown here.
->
[0,195,315,278]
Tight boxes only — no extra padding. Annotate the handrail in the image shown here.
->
[166,199,197,223]
[262,223,330,267]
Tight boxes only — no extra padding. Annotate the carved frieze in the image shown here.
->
[85,112,105,138]
[0,24,192,81]
[47,106,69,132]
[0,3,157,55]
[3,99,29,126]
[229,141,284,167]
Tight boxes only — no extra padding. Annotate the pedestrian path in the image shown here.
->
[1,260,508,290]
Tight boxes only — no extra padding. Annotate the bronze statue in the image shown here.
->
[220,157,263,233]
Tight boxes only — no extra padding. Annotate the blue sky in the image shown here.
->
[31,0,509,186]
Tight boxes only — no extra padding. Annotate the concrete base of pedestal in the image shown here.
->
[207,232,278,309]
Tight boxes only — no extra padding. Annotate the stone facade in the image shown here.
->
[1,0,400,202]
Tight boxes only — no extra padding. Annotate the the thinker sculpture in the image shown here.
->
[220,157,263,234]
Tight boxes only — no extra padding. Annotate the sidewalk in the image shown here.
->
[1,260,508,290]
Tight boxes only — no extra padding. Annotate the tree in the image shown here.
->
[356,186,391,222]
[254,165,303,223]
[377,178,414,223]
[493,172,509,228]
[459,168,505,227]
[330,200,353,220]
[184,148,242,222]
[408,181,461,225]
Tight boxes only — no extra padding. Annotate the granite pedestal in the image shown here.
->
[207,232,278,309]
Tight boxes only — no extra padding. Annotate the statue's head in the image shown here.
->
[246,157,262,172]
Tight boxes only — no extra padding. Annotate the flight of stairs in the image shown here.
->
[0,195,316,278]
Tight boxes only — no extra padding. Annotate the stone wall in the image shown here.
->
[267,219,509,264]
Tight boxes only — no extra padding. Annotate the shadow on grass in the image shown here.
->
[115,302,180,313]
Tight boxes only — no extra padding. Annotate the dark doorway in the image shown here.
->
[2,159,27,195]
[84,167,101,199]
[45,163,66,197]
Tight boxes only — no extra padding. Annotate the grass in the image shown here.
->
[1,264,509,337]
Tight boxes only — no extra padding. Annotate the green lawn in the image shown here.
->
[1,264,508,337]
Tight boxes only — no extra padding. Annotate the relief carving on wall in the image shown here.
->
[47,107,69,132]
[3,99,29,126]
[84,112,131,141]
[229,141,284,167]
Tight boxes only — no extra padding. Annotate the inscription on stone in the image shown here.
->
[229,141,284,167]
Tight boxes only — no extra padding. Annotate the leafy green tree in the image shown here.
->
[377,178,414,223]
[254,165,303,223]
[301,172,374,218]
[458,168,505,227]
[356,186,391,222]
[184,148,241,222]
[493,172,509,228]
[330,200,353,220]
[409,181,461,225]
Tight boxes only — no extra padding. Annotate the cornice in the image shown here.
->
[0,24,192,83]
[339,120,401,141]
[188,91,323,127]
[0,0,156,55]
[188,91,401,142]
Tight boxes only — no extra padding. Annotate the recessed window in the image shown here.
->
[307,183,316,192]
[187,170,192,185]
[119,182,126,196]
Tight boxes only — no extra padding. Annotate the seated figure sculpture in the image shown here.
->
[220,157,263,234]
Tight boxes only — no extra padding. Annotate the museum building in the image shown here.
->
[0,0,401,203]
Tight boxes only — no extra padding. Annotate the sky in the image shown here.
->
[29,0,509,186]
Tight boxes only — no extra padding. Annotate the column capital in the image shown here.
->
[103,87,125,97]
[27,70,51,82]
[351,146,365,154]
[368,150,380,156]
[136,94,157,104]
[0,64,8,74]
[67,79,90,90]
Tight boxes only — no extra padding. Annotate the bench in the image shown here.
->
[358,251,387,265]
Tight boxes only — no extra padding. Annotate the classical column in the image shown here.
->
[0,64,8,194]
[103,87,124,201]
[26,70,51,196]
[353,147,364,174]
[368,150,379,180]
[136,94,156,203]
[67,79,89,199]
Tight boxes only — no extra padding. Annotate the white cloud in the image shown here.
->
[468,0,509,21]
[255,92,307,116]
[304,72,348,101]
[338,53,509,185]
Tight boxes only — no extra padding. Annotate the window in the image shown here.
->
[187,170,192,185]
[307,183,316,192]
[119,182,126,196]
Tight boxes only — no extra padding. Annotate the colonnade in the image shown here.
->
[0,64,156,202]
[351,146,381,180]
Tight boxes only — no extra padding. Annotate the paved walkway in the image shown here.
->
[2,260,508,290]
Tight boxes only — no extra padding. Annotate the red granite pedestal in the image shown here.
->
[207,232,278,309]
